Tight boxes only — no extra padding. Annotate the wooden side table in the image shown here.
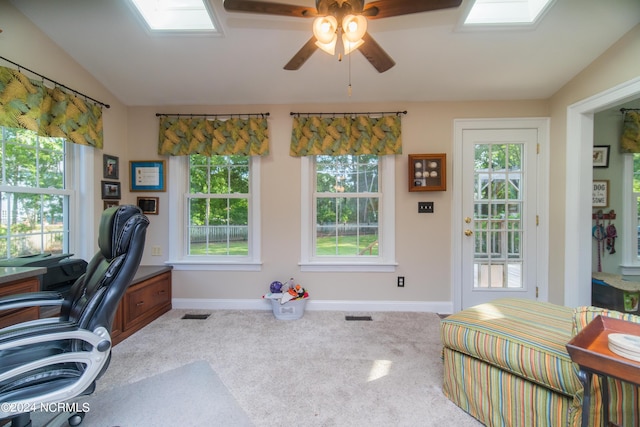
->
[566,315,640,427]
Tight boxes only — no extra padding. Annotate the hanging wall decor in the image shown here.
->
[408,153,446,191]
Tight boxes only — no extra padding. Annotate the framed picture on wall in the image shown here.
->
[101,181,121,200]
[593,145,610,168]
[130,160,166,192]
[137,196,159,215]
[103,154,119,179]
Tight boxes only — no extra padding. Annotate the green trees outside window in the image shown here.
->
[0,127,69,258]
[187,155,249,256]
[314,155,379,256]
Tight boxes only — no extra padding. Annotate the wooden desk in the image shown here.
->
[566,315,640,427]
[0,266,46,329]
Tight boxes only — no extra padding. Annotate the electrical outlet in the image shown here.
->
[418,202,434,213]
[397,276,405,287]
[151,246,162,256]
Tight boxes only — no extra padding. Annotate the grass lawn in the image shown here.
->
[189,235,378,256]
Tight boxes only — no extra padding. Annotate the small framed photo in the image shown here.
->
[103,200,119,210]
[137,196,159,215]
[130,160,166,192]
[103,154,119,179]
[592,180,609,207]
[101,180,121,200]
[593,145,610,168]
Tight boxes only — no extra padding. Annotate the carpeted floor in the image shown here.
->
[32,309,481,426]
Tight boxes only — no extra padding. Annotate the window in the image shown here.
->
[621,153,640,274]
[0,127,73,258]
[463,0,555,26]
[634,155,640,257]
[300,155,396,272]
[188,155,249,256]
[167,154,261,270]
[128,0,220,33]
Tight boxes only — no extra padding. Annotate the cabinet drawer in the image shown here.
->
[0,277,41,328]
[0,277,40,298]
[123,273,171,328]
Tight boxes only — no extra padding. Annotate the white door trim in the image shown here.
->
[564,76,640,307]
[452,118,550,313]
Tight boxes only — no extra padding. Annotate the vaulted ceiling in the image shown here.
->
[8,0,640,106]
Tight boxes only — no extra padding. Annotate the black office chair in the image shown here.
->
[0,205,149,427]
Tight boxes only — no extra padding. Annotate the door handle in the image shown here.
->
[464,217,472,223]
[464,229,473,236]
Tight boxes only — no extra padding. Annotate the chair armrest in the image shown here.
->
[0,324,112,417]
[0,291,64,311]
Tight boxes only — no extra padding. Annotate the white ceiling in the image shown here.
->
[8,0,640,107]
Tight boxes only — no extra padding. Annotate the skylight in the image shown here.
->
[129,0,218,32]
[464,0,555,26]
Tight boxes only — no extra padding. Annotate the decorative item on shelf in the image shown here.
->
[408,153,446,192]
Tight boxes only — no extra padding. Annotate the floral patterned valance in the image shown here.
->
[0,66,103,148]
[621,110,640,153]
[158,116,270,156]
[289,115,402,157]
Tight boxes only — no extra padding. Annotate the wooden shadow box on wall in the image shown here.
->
[408,153,446,192]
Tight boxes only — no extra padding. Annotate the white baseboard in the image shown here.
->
[172,298,453,314]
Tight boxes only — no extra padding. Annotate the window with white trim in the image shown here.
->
[167,154,261,270]
[0,127,73,258]
[300,154,396,272]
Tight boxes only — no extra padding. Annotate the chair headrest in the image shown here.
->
[98,205,149,260]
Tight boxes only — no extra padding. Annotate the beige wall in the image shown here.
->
[548,25,640,304]
[130,101,547,306]
[4,0,639,308]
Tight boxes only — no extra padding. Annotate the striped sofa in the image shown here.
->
[440,298,640,426]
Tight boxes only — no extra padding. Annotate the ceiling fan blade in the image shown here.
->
[284,37,319,70]
[363,0,462,19]
[357,32,395,73]
[223,0,319,18]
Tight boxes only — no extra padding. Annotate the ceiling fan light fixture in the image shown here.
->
[313,16,338,45]
[315,37,337,55]
[342,34,364,55]
[342,14,367,43]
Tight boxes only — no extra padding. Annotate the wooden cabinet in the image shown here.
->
[0,266,170,345]
[111,269,172,345]
[0,276,41,329]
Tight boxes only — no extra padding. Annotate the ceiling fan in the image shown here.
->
[223,0,463,73]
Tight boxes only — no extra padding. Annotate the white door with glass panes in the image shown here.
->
[455,121,548,310]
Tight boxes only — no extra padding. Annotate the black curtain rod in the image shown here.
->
[621,108,640,113]
[156,112,270,118]
[0,56,110,109]
[290,111,407,117]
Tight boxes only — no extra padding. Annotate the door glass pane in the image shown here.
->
[473,143,524,289]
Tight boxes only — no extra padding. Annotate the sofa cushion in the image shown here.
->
[441,298,581,396]
[572,305,640,335]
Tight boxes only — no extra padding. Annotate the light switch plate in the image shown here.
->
[418,202,434,213]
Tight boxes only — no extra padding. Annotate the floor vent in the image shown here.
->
[345,315,373,321]
[181,313,211,320]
